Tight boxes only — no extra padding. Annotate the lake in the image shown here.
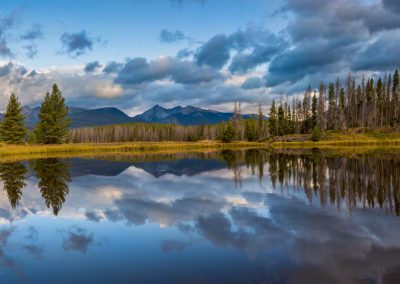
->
[0,149,399,284]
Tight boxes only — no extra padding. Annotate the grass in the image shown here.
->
[270,129,400,148]
[1,129,400,162]
[0,141,265,161]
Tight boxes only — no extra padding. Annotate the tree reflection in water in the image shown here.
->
[0,150,398,216]
[30,158,71,216]
[0,162,27,209]
[221,149,400,216]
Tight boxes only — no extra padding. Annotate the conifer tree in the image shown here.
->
[311,92,318,129]
[277,103,286,136]
[0,93,26,144]
[34,84,70,144]
[268,100,277,136]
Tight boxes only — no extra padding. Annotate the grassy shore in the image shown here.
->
[269,129,400,148]
[0,129,400,162]
[0,141,264,160]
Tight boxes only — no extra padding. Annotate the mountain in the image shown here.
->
[131,105,251,125]
[2,104,254,129]
[21,106,132,129]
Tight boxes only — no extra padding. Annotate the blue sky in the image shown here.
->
[0,0,398,114]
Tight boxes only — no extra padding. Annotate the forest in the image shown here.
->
[70,69,400,143]
[1,69,400,144]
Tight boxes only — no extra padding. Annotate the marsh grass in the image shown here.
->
[0,141,265,162]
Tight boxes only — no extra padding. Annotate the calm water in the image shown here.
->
[0,149,399,284]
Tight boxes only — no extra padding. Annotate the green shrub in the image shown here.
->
[221,124,235,143]
[311,126,321,142]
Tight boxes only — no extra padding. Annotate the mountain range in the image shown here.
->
[0,105,254,129]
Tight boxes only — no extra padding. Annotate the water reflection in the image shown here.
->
[0,162,27,209]
[0,150,399,283]
[0,150,398,216]
[30,158,71,216]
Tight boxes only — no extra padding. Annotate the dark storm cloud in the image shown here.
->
[383,0,400,13]
[265,39,349,86]
[351,30,400,71]
[62,226,94,254]
[84,61,102,73]
[260,0,400,88]
[195,27,286,72]
[103,61,123,74]
[195,34,230,69]
[60,30,99,58]
[241,77,264,90]
[159,29,187,43]
[114,57,222,86]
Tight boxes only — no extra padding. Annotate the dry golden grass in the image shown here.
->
[0,141,265,162]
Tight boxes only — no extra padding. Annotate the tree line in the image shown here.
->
[2,69,400,144]
[268,68,400,138]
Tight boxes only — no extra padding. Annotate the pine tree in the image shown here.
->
[311,92,318,129]
[278,103,286,136]
[0,93,26,144]
[34,84,70,144]
[268,100,278,136]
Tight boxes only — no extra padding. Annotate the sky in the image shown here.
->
[0,0,399,115]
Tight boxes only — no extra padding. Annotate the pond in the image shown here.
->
[0,149,399,284]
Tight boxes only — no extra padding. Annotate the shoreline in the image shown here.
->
[0,136,399,162]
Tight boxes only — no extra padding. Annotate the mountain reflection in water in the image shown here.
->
[0,149,399,284]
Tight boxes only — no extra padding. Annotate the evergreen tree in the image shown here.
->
[0,93,26,144]
[34,84,70,144]
[278,103,286,136]
[221,123,235,143]
[268,100,278,136]
[311,92,318,129]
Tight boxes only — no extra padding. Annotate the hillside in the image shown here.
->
[3,104,256,129]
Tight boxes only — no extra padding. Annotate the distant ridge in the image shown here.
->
[1,105,256,129]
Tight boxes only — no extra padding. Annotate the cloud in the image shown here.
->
[103,61,123,74]
[60,30,99,58]
[84,61,102,73]
[85,210,103,222]
[241,77,264,90]
[383,0,400,13]
[195,26,285,72]
[195,34,230,69]
[62,226,94,254]
[22,244,43,260]
[114,56,222,86]
[159,29,187,43]
[20,24,43,41]
[0,12,17,57]
[351,30,400,71]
